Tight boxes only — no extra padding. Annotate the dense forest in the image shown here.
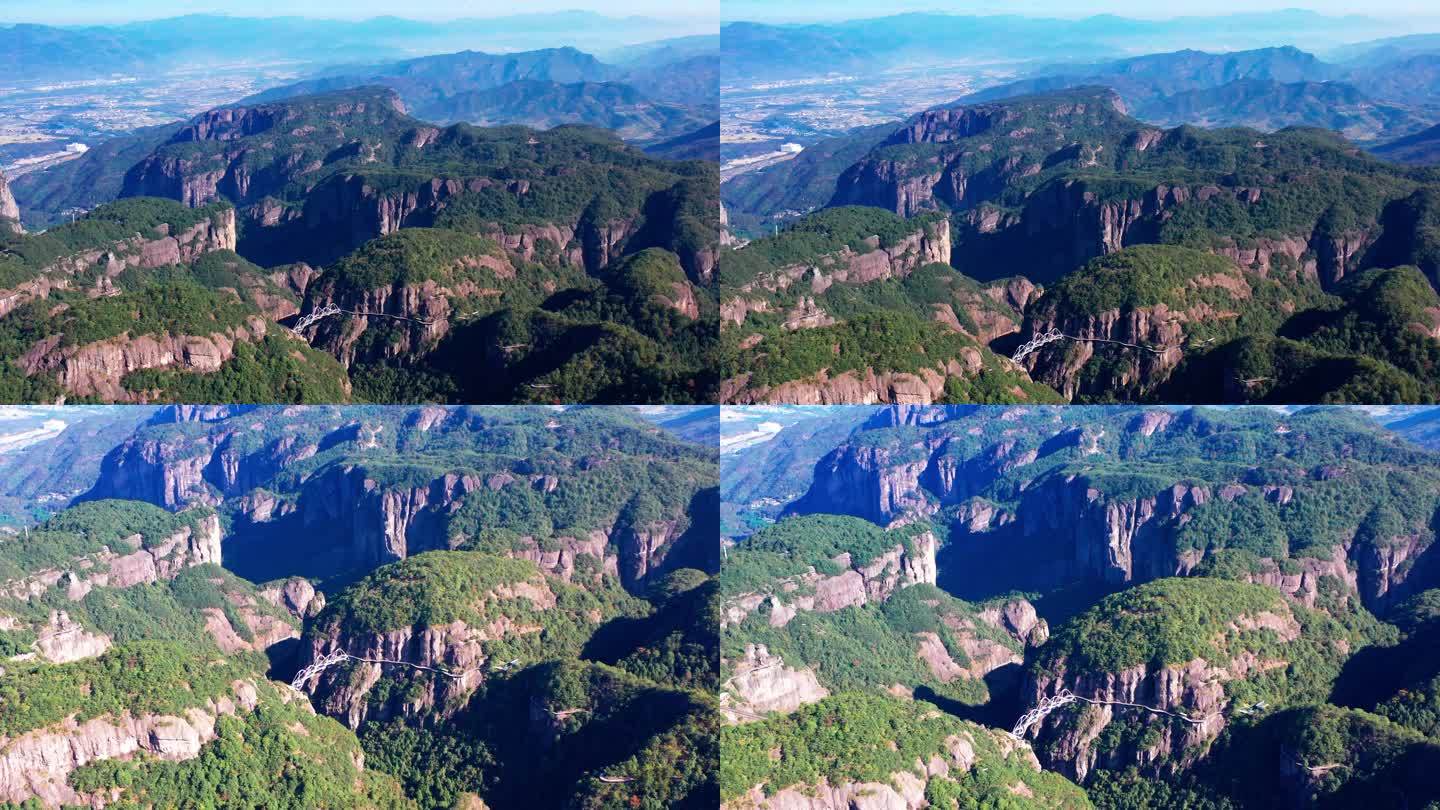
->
[719,86,1440,405]
[0,405,719,809]
[719,404,1440,809]
[0,84,718,405]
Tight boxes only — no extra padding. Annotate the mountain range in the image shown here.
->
[720,12,1406,82]
[1,85,719,405]
[957,45,1440,147]
[0,404,719,809]
[0,13,710,80]
[244,45,718,145]
[720,403,1440,809]
[720,86,1440,405]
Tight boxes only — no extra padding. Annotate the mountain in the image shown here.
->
[1,88,721,404]
[646,121,721,162]
[969,46,1340,107]
[246,46,717,143]
[7,123,179,231]
[79,405,718,591]
[719,206,1061,405]
[958,46,1438,146]
[0,14,705,81]
[0,404,719,809]
[427,80,711,142]
[0,23,152,81]
[1131,79,1427,142]
[1373,123,1440,165]
[719,403,1440,808]
[0,197,350,403]
[721,13,1396,83]
[724,86,1440,404]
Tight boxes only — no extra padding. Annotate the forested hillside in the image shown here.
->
[3,85,718,404]
[0,404,719,809]
[720,87,1440,404]
[719,404,1440,809]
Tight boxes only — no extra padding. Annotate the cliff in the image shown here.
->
[830,88,1133,218]
[1,513,222,605]
[20,315,271,403]
[1021,579,1319,783]
[720,694,1093,809]
[293,552,604,729]
[0,168,21,233]
[721,218,952,327]
[722,529,939,628]
[0,206,237,319]
[0,679,261,807]
[789,407,1439,611]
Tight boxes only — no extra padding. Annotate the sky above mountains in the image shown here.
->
[722,1,1438,23]
[0,0,716,24]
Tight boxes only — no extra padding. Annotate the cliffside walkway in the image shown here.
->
[1010,688,1216,739]
[289,650,464,691]
[1011,329,1169,363]
[290,304,436,335]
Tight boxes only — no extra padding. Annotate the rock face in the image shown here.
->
[0,207,237,320]
[724,725,1047,810]
[722,531,939,628]
[1024,609,1301,782]
[1,514,223,604]
[830,90,1131,218]
[721,219,951,328]
[84,408,707,595]
[1020,301,1188,401]
[0,168,21,233]
[34,611,112,663]
[20,314,270,403]
[722,644,829,723]
[121,91,410,209]
[119,90,717,283]
[297,576,565,729]
[0,681,259,807]
[721,365,967,407]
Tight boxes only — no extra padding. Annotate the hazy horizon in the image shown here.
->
[0,1,717,25]
[721,2,1440,26]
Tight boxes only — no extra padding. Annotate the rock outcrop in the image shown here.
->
[20,314,269,403]
[0,168,21,233]
[721,363,977,407]
[0,207,237,319]
[721,644,829,723]
[1,513,222,604]
[722,531,939,627]
[724,724,1051,810]
[1024,608,1301,782]
[830,90,1131,218]
[721,220,951,328]
[0,680,260,807]
[296,573,570,729]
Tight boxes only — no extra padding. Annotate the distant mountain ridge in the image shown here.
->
[245,45,717,144]
[961,45,1437,144]
[0,13,706,80]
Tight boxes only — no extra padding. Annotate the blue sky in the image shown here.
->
[0,0,716,24]
[722,0,1438,22]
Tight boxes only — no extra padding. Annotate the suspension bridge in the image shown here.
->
[1010,329,1170,364]
[1010,687,1218,739]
